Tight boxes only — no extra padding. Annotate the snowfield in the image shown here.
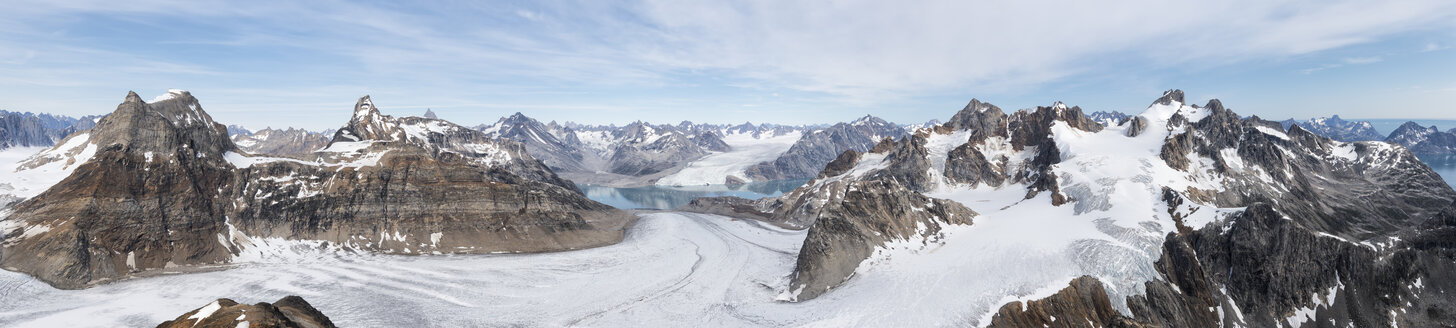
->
[656,131,801,186]
[0,213,804,327]
[0,139,96,201]
[0,201,1222,327]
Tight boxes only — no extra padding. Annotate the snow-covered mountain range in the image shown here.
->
[1280,115,1385,142]
[688,90,1456,326]
[0,90,632,289]
[1385,121,1456,154]
[0,110,103,150]
[229,127,333,157]
[477,113,909,187]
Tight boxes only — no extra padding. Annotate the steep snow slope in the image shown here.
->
[0,143,93,202]
[655,130,802,186]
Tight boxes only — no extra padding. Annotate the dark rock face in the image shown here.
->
[988,276,1143,328]
[1,90,240,289]
[0,110,102,149]
[744,115,905,181]
[477,112,590,172]
[231,127,330,157]
[785,178,974,301]
[608,122,710,176]
[156,296,336,328]
[1386,121,1456,154]
[985,91,1456,327]
[1008,201,1456,328]
[1280,115,1384,142]
[943,142,1005,187]
[943,99,1007,137]
[0,92,633,289]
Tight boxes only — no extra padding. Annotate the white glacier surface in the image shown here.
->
[655,131,801,186]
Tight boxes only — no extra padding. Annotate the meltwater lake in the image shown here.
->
[1417,154,1456,188]
[580,179,808,210]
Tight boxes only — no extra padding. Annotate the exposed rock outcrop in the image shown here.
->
[231,127,330,157]
[157,296,336,328]
[744,115,906,181]
[784,178,974,301]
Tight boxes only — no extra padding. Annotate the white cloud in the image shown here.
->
[1301,56,1386,74]
[0,0,1454,125]
[633,0,1456,101]
[1343,56,1384,65]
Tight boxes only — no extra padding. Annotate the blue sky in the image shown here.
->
[0,0,1453,130]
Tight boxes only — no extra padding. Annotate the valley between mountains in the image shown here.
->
[2,89,1455,327]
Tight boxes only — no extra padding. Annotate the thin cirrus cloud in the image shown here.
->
[0,0,1452,129]
[1301,56,1386,74]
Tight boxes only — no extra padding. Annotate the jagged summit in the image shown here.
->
[423,108,438,119]
[350,95,378,121]
[735,89,1456,313]
[84,89,233,155]
[1280,114,1383,142]
[1151,89,1185,106]
[1386,121,1456,154]
[331,95,405,144]
[961,98,999,113]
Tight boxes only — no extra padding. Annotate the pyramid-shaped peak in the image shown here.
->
[423,108,438,119]
[351,96,380,120]
[77,90,236,155]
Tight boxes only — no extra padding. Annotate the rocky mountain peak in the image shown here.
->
[331,95,405,144]
[1152,89,1185,106]
[1396,121,1436,133]
[850,115,892,127]
[945,98,1007,133]
[423,108,438,119]
[350,95,379,121]
[84,89,234,156]
[1203,98,1225,113]
[505,112,531,122]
